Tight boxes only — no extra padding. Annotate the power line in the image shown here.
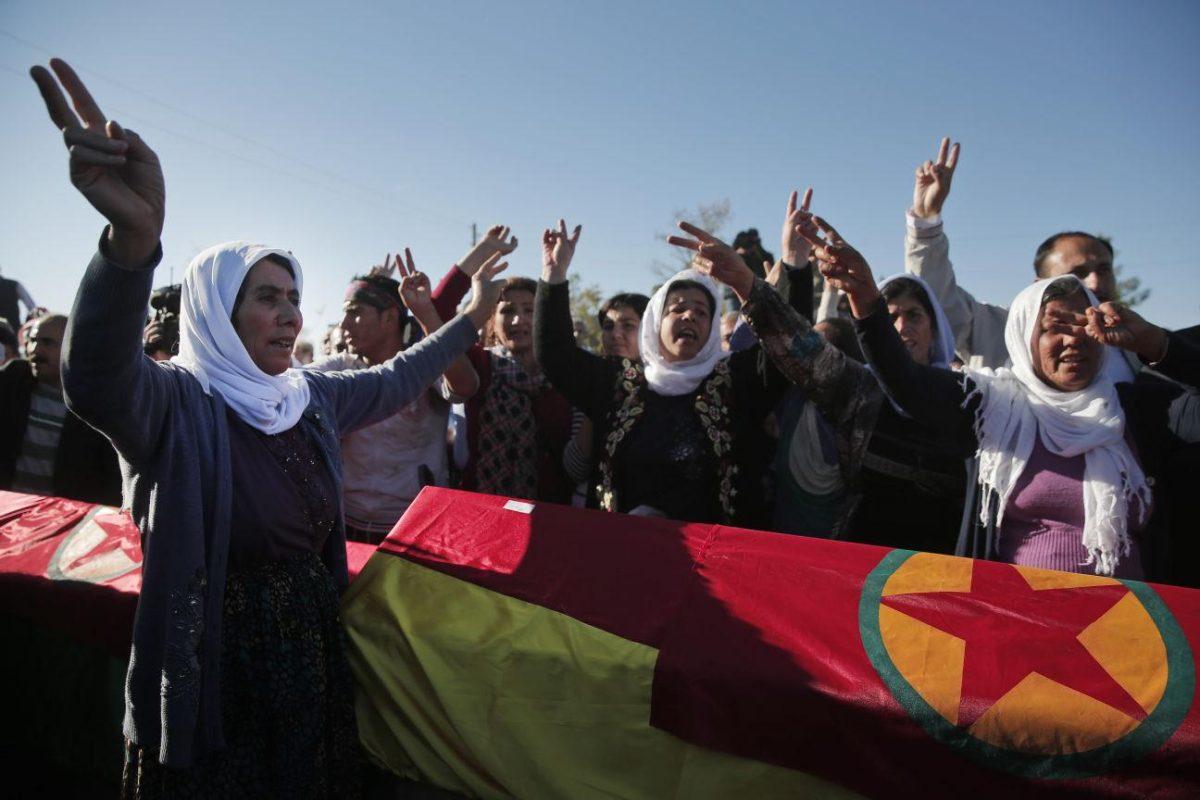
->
[1,30,466,229]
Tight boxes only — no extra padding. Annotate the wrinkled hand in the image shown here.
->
[395,248,434,315]
[667,221,754,301]
[459,224,518,277]
[912,137,960,220]
[464,252,510,329]
[30,59,164,266]
[541,219,582,283]
[1084,302,1169,362]
[795,214,879,317]
[781,187,814,265]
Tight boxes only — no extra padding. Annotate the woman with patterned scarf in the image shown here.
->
[535,221,791,527]
[445,261,574,503]
[667,196,972,554]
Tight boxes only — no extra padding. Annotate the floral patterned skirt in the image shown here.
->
[120,553,363,799]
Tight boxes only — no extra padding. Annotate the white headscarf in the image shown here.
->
[639,269,728,396]
[964,276,1150,575]
[172,241,311,434]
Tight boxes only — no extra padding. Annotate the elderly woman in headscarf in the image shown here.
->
[31,60,506,797]
[668,196,971,550]
[534,220,793,527]
[793,212,1200,579]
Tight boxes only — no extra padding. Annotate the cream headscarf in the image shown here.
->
[639,269,729,396]
[172,241,311,434]
[964,276,1150,575]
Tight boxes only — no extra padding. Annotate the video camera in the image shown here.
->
[145,284,182,357]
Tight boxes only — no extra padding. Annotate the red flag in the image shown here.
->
[368,488,1200,798]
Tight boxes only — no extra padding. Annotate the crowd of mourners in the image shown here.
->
[3,60,1198,796]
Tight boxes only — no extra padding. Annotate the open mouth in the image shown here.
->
[270,337,295,351]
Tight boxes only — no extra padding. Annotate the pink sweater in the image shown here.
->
[998,435,1145,578]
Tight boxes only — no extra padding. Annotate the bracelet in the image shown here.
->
[1148,331,1170,366]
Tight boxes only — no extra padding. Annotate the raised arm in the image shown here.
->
[907,137,1008,367]
[430,224,518,322]
[396,247,480,399]
[1084,302,1200,395]
[534,219,620,420]
[779,187,816,323]
[667,214,871,424]
[313,257,508,433]
[30,59,179,463]
[802,213,979,443]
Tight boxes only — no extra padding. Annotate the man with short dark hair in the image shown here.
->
[0,313,121,504]
[1033,232,1117,303]
[905,138,1137,373]
[309,250,485,543]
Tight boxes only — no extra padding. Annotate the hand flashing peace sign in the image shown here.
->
[794,214,880,317]
[1084,301,1170,363]
[30,59,164,267]
[394,248,433,317]
[667,221,756,302]
[781,187,814,266]
[912,136,960,220]
[368,253,397,278]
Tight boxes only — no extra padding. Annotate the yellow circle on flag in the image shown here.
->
[878,552,1167,754]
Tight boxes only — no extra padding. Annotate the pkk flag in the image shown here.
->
[0,491,376,656]
[342,488,1200,799]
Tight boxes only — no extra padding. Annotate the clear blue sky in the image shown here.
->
[2,0,1197,340]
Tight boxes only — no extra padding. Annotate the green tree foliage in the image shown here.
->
[568,272,605,352]
[1096,234,1150,307]
[1114,264,1149,308]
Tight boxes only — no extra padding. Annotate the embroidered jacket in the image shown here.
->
[534,279,788,528]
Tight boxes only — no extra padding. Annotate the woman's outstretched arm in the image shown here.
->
[31,59,177,464]
[796,212,979,444]
[667,193,875,424]
[430,225,519,322]
[314,255,509,434]
[534,220,621,421]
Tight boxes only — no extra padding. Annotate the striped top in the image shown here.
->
[11,382,67,496]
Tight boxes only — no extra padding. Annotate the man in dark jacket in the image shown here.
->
[0,313,121,505]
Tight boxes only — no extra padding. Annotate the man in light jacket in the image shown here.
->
[905,138,1128,373]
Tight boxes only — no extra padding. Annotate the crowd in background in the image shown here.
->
[4,59,1198,796]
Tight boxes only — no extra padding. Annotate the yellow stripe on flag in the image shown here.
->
[342,554,859,799]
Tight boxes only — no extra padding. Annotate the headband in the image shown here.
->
[345,279,405,313]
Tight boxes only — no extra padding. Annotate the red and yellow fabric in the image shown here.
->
[0,490,375,655]
[342,488,1200,799]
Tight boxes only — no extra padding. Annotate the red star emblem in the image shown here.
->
[881,561,1145,728]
